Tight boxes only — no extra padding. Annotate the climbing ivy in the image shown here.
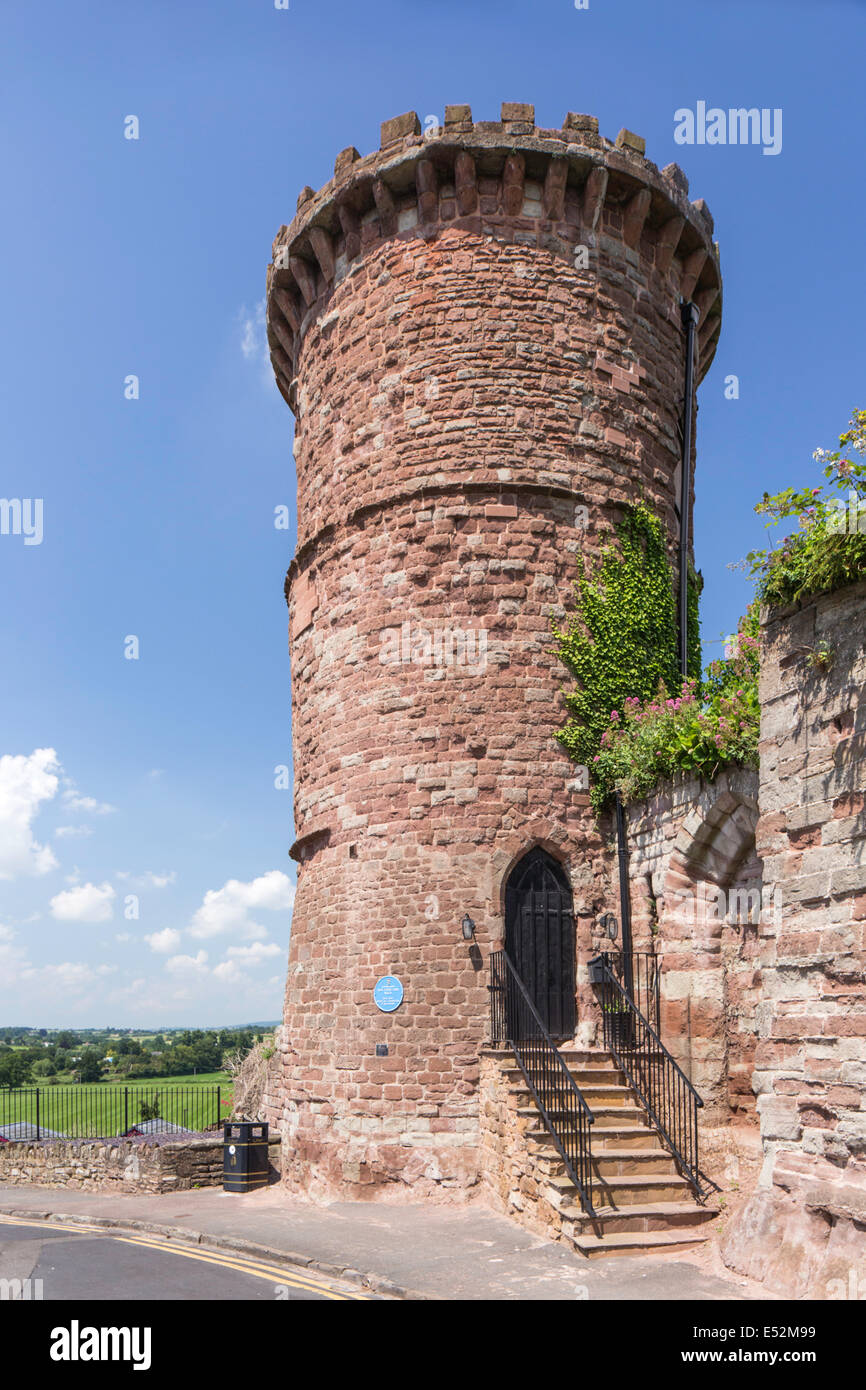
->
[551,501,702,779]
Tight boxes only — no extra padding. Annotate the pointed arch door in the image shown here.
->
[504,848,576,1038]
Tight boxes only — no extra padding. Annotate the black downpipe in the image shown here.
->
[615,792,633,999]
[679,301,700,679]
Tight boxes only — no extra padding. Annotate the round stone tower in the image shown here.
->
[264,104,722,1199]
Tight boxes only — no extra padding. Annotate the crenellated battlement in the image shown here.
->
[266,103,722,411]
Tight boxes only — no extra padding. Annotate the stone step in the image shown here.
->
[534,1148,677,1179]
[569,1228,712,1259]
[558,1045,614,1056]
[575,1084,634,1105]
[592,1105,646,1126]
[513,1084,634,1107]
[592,1149,675,1177]
[516,1102,645,1126]
[548,1172,690,1207]
[504,1064,624,1088]
[569,1068,627,1087]
[527,1125,662,1152]
[565,1201,720,1235]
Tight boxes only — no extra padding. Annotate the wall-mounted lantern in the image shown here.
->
[461,914,476,941]
[599,912,618,941]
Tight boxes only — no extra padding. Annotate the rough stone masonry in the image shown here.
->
[261,103,722,1198]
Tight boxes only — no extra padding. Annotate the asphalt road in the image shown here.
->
[0,1215,373,1301]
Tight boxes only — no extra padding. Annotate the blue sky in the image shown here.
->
[1,0,862,1026]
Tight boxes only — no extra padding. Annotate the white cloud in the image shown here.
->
[225,941,283,962]
[165,950,209,975]
[239,299,269,367]
[55,824,94,840]
[49,881,116,923]
[145,927,182,954]
[0,748,60,879]
[212,959,251,987]
[0,927,28,988]
[116,870,177,889]
[189,870,295,941]
[61,784,117,815]
[22,961,96,994]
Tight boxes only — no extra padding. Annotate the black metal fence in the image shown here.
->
[595,950,660,1032]
[489,950,596,1215]
[595,961,703,1195]
[0,1085,225,1141]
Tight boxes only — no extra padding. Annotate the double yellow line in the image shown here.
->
[0,1214,369,1301]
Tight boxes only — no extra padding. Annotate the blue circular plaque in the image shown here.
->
[373,975,404,1013]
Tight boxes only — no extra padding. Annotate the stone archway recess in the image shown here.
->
[657,777,764,1127]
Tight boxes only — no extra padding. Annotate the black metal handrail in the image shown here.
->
[596,950,660,1032]
[489,950,596,1215]
[596,961,704,1195]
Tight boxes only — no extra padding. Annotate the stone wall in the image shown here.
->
[0,1135,281,1194]
[623,767,763,1130]
[722,581,866,1297]
[478,1051,567,1239]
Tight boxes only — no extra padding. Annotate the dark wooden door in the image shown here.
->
[504,849,576,1038]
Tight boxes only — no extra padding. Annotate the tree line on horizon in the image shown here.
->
[0,1027,268,1087]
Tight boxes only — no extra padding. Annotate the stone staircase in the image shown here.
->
[497,1047,719,1257]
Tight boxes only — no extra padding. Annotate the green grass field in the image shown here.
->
[0,1078,234,1139]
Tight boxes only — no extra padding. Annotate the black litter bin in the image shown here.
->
[223,1120,270,1193]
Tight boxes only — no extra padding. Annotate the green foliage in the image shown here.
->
[552,503,701,772]
[0,1051,33,1088]
[746,408,866,605]
[77,1050,104,1083]
[553,500,758,812]
[587,619,760,810]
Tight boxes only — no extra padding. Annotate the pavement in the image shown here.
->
[0,1184,770,1301]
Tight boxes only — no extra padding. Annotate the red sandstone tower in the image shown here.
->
[264,104,721,1198]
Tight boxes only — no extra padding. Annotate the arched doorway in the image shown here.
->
[505,848,576,1038]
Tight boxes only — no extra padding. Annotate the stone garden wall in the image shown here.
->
[0,1135,281,1194]
[722,581,866,1297]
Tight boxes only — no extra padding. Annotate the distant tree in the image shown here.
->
[0,1052,33,1088]
[56,1031,79,1051]
[77,1051,103,1084]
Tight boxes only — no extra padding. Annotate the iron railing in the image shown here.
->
[596,950,660,1032]
[0,1085,225,1141]
[489,949,596,1215]
[595,961,704,1195]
